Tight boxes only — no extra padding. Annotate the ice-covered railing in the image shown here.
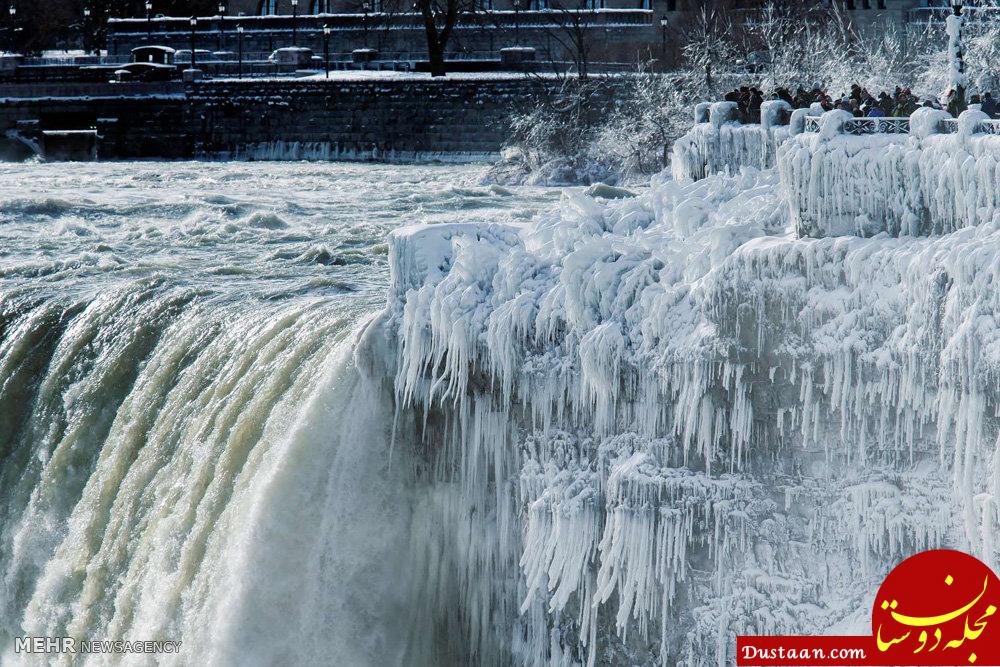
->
[781,107,1000,237]
[802,115,910,135]
[671,100,814,182]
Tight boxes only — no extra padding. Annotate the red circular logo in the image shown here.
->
[872,550,1000,665]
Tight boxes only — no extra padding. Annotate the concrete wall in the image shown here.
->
[0,77,622,161]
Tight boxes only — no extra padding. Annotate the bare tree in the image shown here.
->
[540,4,597,80]
[414,0,475,76]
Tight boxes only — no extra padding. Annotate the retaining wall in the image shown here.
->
[0,76,605,161]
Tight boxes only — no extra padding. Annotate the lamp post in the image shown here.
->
[362,0,370,49]
[218,3,226,51]
[946,0,966,116]
[323,24,330,78]
[291,0,298,47]
[237,24,244,78]
[7,5,15,55]
[190,16,197,71]
[660,17,667,69]
[145,1,152,39]
[83,7,91,55]
[515,0,521,46]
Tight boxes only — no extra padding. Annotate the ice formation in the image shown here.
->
[379,150,999,662]
[671,101,797,182]
[945,12,968,101]
[780,108,1000,237]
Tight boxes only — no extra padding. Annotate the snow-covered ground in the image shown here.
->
[379,157,999,663]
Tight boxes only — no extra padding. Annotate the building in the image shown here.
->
[224,1,947,17]
[104,1,968,70]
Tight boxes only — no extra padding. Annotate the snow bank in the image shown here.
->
[780,108,1000,237]
[383,163,996,664]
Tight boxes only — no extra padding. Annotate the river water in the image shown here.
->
[0,161,559,665]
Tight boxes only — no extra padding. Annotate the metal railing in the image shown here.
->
[939,118,1000,136]
[798,115,1000,137]
[803,116,911,135]
[21,55,132,66]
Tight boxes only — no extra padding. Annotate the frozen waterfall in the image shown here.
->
[0,153,995,666]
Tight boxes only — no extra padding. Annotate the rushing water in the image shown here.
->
[0,161,560,665]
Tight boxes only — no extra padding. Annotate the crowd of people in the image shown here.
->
[723,84,1000,121]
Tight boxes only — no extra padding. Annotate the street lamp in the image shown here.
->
[190,16,198,71]
[237,24,244,78]
[7,5,15,55]
[323,24,330,78]
[83,7,91,55]
[218,3,226,51]
[145,1,152,39]
[291,0,298,47]
[946,0,966,115]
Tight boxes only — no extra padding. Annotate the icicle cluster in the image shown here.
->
[671,102,795,183]
[780,108,1000,237]
[384,156,997,663]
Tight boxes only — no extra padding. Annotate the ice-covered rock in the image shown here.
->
[384,161,997,664]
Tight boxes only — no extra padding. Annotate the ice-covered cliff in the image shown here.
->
[381,162,998,664]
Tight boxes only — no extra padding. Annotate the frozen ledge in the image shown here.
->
[388,221,522,304]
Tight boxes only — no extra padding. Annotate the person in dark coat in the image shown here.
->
[878,92,893,116]
[982,92,998,118]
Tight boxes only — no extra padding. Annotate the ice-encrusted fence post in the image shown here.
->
[788,109,809,137]
[908,106,950,141]
[759,100,791,132]
[708,101,739,129]
[944,3,967,115]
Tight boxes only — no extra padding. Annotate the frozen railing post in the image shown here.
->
[759,100,791,131]
[708,101,739,129]
[909,106,950,140]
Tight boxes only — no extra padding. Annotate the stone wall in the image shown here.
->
[0,85,190,160]
[189,78,555,158]
[1,77,616,161]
